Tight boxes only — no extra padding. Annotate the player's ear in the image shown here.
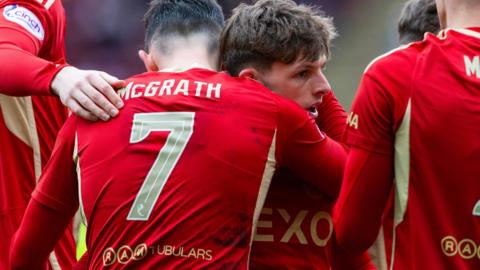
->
[238,68,260,81]
[138,50,158,72]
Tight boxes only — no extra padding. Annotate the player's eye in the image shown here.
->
[297,70,308,78]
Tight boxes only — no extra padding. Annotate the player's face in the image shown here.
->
[257,55,331,118]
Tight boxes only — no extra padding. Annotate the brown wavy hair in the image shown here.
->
[219,0,336,76]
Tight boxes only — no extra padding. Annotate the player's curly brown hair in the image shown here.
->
[219,0,336,76]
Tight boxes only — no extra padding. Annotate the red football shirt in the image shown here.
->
[250,92,374,270]
[29,68,347,269]
[336,29,480,269]
[0,0,74,269]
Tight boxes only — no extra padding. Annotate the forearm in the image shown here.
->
[330,233,377,270]
[334,148,393,254]
[286,135,347,199]
[0,46,67,96]
[10,199,74,270]
[313,136,348,198]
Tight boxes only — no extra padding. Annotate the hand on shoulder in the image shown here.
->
[51,66,125,121]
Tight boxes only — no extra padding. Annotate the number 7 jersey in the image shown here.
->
[32,68,346,269]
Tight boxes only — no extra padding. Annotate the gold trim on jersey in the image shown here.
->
[74,132,88,227]
[368,227,388,270]
[391,98,412,269]
[48,252,61,270]
[36,0,55,10]
[247,130,277,268]
[363,44,411,74]
[444,28,480,40]
[44,0,55,10]
[393,99,411,226]
[0,94,42,181]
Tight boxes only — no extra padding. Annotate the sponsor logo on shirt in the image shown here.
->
[465,55,480,78]
[102,243,213,267]
[3,5,45,41]
[253,208,333,247]
[347,111,359,130]
[474,200,480,216]
[441,235,480,260]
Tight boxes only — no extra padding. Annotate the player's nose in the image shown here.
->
[312,71,331,99]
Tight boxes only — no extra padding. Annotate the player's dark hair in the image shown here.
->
[398,0,440,44]
[219,0,336,76]
[144,0,224,56]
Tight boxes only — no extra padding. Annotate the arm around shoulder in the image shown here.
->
[277,103,347,199]
[333,148,393,254]
[10,200,75,270]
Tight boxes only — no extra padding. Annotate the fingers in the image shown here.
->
[72,88,111,121]
[99,72,126,107]
[100,71,126,89]
[65,99,98,122]
[52,67,125,122]
[87,73,122,118]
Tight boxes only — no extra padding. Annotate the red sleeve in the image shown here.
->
[315,91,347,142]
[0,46,68,96]
[72,252,89,270]
[333,148,394,254]
[276,100,347,199]
[33,116,79,211]
[10,200,75,270]
[9,116,78,269]
[330,233,377,270]
[336,48,416,254]
[343,74,395,154]
[0,2,67,96]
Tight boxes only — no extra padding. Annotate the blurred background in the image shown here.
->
[64,0,407,109]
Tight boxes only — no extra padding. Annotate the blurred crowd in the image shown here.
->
[64,0,353,78]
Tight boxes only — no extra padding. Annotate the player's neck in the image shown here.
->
[445,4,480,29]
[156,49,215,71]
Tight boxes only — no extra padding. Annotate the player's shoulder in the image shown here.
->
[126,68,272,90]
[364,41,425,76]
[123,68,302,118]
[432,28,480,52]
[272,93,313,131]
[56,114,77,142]
[124,71,162,82]
[1,0,64,39]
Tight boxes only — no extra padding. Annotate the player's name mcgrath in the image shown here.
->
[118,79,222,100]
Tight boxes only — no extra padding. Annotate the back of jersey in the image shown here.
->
[393,29,480,269]
[76,68,289,269]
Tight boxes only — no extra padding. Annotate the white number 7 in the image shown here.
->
[127,112,195,221]
[474,200,480,217]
